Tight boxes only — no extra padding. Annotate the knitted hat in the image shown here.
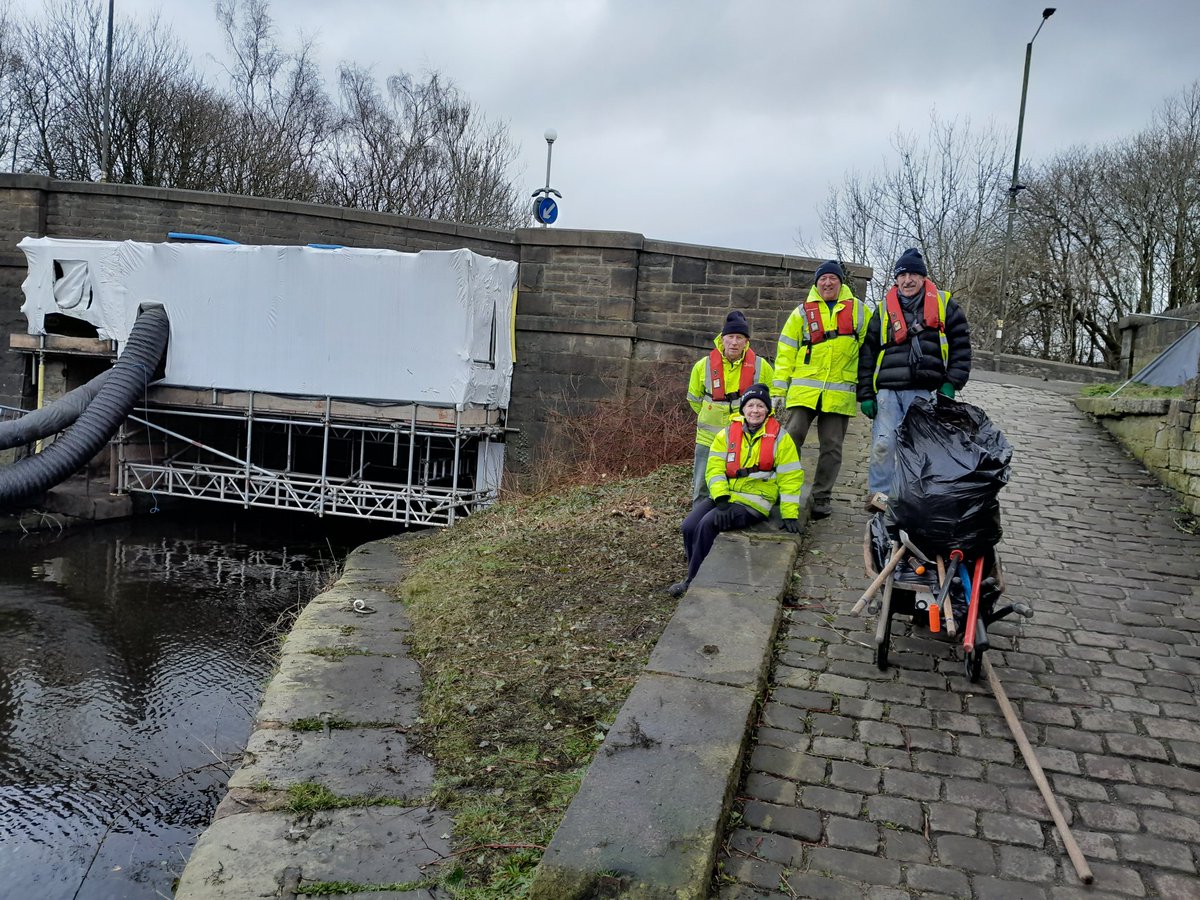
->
[893,247,928,278]
[814,260,845,284]
[722,310,751,338]
[739,383,771,414]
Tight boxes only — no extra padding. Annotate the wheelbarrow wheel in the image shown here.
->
[964,646,983,683]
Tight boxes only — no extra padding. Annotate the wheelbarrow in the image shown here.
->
[854,511,1032,682]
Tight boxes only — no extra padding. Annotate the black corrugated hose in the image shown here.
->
[0,369,112,451]
[0,304,170,508]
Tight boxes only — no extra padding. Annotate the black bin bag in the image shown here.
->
[891,394,1013,554]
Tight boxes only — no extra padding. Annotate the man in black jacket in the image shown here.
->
[856,248,971,509]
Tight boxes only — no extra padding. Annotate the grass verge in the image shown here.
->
[392,464,691,897]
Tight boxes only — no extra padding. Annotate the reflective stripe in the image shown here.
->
[687,391,701,403]
[707,474,725,488]
[745,471,773,481]
[821,382,856,393]
[698,422,721,434]
[779,334,799,349]
[731,491,772,514]
[771,378,789,390]
[776,460,804,474]
[780,493,801,505]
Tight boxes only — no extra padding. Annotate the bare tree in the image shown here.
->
[323,65,525,228]
[816,112,1009,334]
[213,0,332,200]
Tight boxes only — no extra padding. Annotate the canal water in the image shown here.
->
[0,509,386,899]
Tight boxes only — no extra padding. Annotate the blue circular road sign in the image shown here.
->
[535,195,559,225]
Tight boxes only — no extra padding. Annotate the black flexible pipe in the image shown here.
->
[0,369,112,451]
[0,305,170,508]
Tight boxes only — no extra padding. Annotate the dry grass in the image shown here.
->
[392,464,691,896]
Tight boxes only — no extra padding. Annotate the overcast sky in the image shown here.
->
[26,0,1200,257]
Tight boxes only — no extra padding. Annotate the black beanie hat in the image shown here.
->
[723,310,751,338]
[739,383,771,415]
[894,247,928,278]
[814,259,846,284]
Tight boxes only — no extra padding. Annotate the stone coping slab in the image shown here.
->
[646,576,786,689]
[228,726,432,801]
[530,517,801,899]
[529,673,760,900]
[175,805,450,899]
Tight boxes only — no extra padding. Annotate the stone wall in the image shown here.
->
[0,175,869,468]
[1075,377,1200,515]
[1117,303,1200,379]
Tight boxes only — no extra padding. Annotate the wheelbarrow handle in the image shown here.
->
[851,543,906,615]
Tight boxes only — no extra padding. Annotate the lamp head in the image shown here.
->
[1042,7,1056,18]
[544,128,557,144]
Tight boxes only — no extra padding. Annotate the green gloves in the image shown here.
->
[860,400,877,419]
[938,383,956,399]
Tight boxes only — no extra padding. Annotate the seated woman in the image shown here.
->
[669,383,805,597]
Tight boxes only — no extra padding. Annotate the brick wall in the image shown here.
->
[1,175,869,469]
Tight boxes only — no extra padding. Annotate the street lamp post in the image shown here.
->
[531,128,562,227]
[994,7,1055,371]
[102,0,114,182]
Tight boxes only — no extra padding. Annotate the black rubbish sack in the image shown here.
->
[891,394,1013,554]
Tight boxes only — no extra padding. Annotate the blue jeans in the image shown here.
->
[867,388,930,495]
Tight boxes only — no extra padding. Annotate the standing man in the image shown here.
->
[857,247,972,509]
[771,260,869,519]
[686,311,773,504]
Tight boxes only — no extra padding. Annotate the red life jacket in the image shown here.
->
[802,301,857,345]
[725,417,780,478]
[883,279,943,345]
[708,347,757,401]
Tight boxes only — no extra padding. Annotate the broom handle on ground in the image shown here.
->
[851,544,906,615]
[984,656,1094,885]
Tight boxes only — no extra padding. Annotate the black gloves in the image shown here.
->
[713,498,736,530]
[781,518,802,534]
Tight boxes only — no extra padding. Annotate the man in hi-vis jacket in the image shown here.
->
[771,260,868,519]
[686,310,773,504]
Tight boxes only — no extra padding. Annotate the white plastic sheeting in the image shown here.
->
[18,238,518,408]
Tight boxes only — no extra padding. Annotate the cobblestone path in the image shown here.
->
[717,376,1200,899]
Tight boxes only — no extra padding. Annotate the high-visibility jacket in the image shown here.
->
[706,415,804,519]
[687,337,774,448]
[773,283,868,416]
[855,277,972,398]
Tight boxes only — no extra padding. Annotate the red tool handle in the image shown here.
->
[962,555,985,653]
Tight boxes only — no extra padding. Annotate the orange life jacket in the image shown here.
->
[802,301,857,345]
[883,279,943,345]
[708,347,757,401]
[725,417,779,478]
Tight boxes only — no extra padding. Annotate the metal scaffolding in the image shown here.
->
[118,389,505,526]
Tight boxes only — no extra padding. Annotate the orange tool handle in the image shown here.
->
[962,555,985,653]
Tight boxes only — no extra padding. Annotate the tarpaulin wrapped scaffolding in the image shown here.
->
[18,238,518,409]
[891,394,1013,554]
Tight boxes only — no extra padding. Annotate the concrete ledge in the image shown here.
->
[530,527,800,899]
[176,806,450,899]
[1075,395,1172,417]
[529,673,759,900]
[176,539,446,900]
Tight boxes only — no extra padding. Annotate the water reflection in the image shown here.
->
[0,510,381,899]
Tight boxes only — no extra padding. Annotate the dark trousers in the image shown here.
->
[784,405,850,505]
[681,498,765,583]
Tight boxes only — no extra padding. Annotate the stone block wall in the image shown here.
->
[1075,377,1200,515]
[0,175,866,470]
[1117,303,1200,379]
